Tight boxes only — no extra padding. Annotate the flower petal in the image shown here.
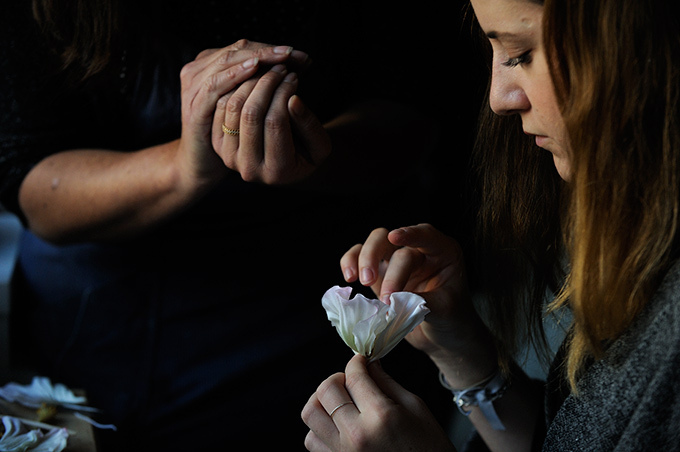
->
[28,428,68,452]
[0,377,86,409]
[369,292,430,361]
[321,286,389,355]
[350,302,390,356]
[0,416,68,452]
[322,286,429,361]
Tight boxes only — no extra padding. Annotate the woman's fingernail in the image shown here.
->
[284,72,297,83]
[242,57,258,69]
[343,267,354,281]
[271,64,286,73]
[273,46,293,55]
[360,268,373,284]
[289,95,304,116]
[292,49,309,62]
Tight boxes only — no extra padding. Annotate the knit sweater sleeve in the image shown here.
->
[542,262,680,451]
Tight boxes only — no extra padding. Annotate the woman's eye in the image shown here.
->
[503,50,533,68]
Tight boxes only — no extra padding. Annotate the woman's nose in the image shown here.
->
[489,64,530,115]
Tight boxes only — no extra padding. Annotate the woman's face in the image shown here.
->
[471,0,571,180]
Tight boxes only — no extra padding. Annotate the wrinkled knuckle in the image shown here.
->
[234,38,250,49]
[241,105,262,126]
[304,431,320,451]
[300,403,314,424]
[252,46,271,59]
[314,373,342,400]
[239,167,258,183]
[343,371,364,394]
[202,73,221,93]
[217,49,237,66]
[179,62,194,82]
[375,402,398,422]
[258,70,277,86]
[226,94,246,114]
[215,94,229,109]
[264,111,287,132]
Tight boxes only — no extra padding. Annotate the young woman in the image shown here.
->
[301,0,680,450]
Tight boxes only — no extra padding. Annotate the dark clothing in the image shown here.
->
[0,1,457,450]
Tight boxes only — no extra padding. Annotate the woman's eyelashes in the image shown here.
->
[503,50,533,67]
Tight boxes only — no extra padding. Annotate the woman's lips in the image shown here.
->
[524,130,549,149]
[535,135,548,148]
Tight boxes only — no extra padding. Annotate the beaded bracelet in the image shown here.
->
[439,370,510,431]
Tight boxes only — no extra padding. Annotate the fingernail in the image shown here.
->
[291,49,310,62]
[271,64,286,73]
[289,95,304,116]
[360,268,373,284]
[273,46,293,55]
[343,267,355,281]
[242,57,258,69]
[283,72,297,83]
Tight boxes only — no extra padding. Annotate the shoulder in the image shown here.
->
[634,260,680,350]
[653,260,680,319]
[542,261,680,451]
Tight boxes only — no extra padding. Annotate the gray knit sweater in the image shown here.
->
[465,262,680,451]
[542,261,680,451]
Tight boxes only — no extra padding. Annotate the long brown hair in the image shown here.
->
[544,0,680,388]
[474,0,680,391]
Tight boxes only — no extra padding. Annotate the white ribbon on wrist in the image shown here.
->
[439,370,509,431]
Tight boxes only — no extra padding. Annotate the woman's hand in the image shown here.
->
[340,224,499,386]
[210,61,331,184]
[339,224,472,354]
[301,354,456,452]
[176,39,310,190]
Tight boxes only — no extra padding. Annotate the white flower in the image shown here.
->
[0,416,68,452]
[0,377,88,411]
[322,286,430,362]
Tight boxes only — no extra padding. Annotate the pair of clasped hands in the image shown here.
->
[179,39,330,187]
[302,224,496,452]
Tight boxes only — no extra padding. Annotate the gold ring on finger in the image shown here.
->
[222,124,240,136]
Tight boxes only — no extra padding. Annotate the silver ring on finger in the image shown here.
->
[329,401,354,419]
